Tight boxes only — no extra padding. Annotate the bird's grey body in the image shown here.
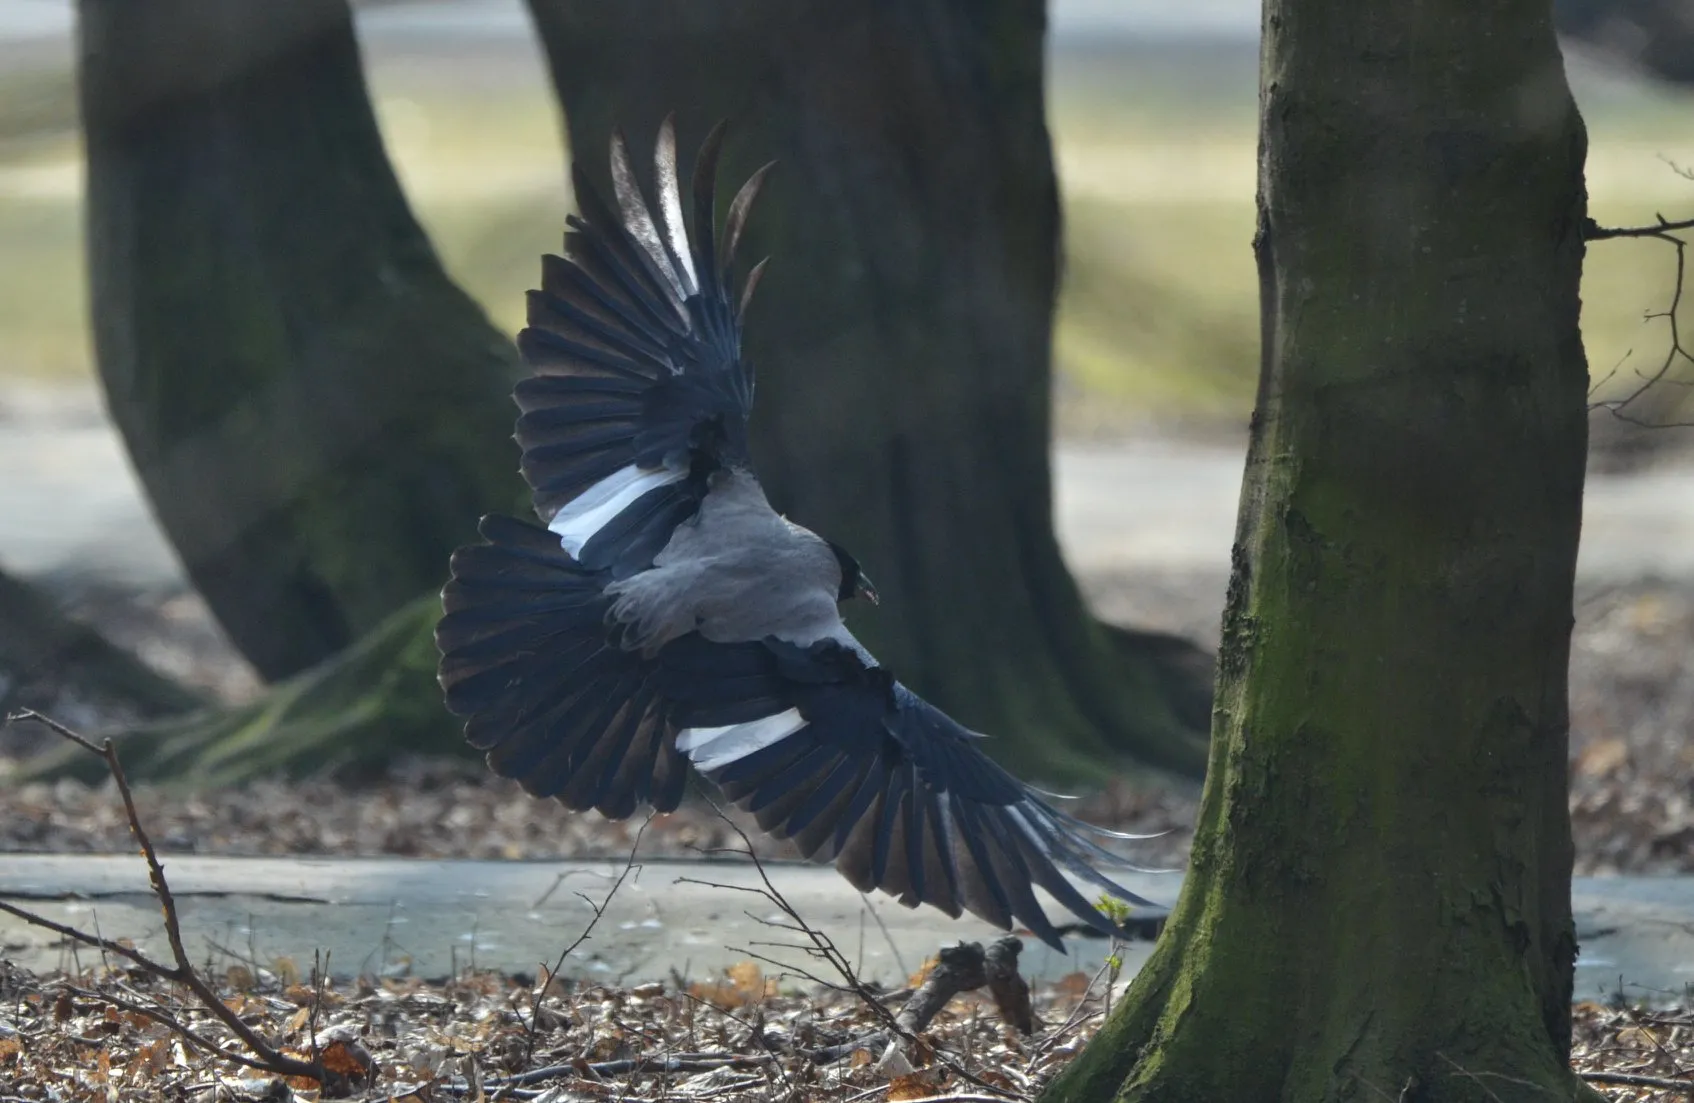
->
[435,118,1162,951]
[603,467,852,652]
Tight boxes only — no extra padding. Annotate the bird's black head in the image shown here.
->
[827,542,879,605]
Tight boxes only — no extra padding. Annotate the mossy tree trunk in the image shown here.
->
[526,0,1209,784]
[24,595,456,787]
[78,0,524,681]
[1044,1,1599,1100]
[0,568,205,728]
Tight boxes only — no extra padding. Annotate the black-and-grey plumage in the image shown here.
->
[436,119,1160,950]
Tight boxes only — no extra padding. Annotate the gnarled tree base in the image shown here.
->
[1044,836,1608,1102]
[0,569,205,729]
[21,596,456,786]
[1043,0,1600,1097]
[19,594,1213,788]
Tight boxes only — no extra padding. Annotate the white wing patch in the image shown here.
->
[677,708,808,772]
[549,463,687,558]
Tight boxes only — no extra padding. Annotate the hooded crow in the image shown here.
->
[435,119,1160,950]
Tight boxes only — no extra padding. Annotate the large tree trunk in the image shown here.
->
[78,0,524,681]
[24,596,454,787]
[1044,2,1599,1100]
[0,569,205,730]
[526,0,1209,783]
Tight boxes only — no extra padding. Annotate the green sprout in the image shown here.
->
[1096,893,1134,925]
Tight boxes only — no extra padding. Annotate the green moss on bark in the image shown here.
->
[1042,2,1603,1100]
[25,596,455,786]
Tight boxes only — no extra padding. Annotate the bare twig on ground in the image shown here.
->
[1026,955,1115,1071]
[899,943,989,1035]
[491,1052,772,1086]
[0,709,340,1090]
[522,814,651,1066]
[861,893,911,979]
[678,799,1031,1101]
[1578,1068,1694,1090]
[893,938,1031,1037]
[984,937,1034,1036]
[59,982,275,1075]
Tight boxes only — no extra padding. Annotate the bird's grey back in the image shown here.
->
[606,469,849,652]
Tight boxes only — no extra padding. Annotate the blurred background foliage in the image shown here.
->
[0,5,1687,429]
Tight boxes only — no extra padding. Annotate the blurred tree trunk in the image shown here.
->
[1044,1,1598,1100]
[25,595,455,787]
[0,568,205,728]
[526,0,1210,782]
[78,0,524,681]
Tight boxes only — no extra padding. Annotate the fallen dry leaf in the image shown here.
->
[886,1070,943,1101]
[1052,971,1095,1000]
[1576,737,1630,778]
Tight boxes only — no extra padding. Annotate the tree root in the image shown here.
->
[17,595,458,785]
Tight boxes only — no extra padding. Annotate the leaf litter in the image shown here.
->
[0,578,1691,1097]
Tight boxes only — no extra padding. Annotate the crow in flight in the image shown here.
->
[435,119,1158,949]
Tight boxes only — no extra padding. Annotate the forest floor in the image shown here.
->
[5,554,1689,1101]
[1,570,1690,883]
[1,569,1689,877]
[2,954,1691,1103]
[6,489,1688,1102]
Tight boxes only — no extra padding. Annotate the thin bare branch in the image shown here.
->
[1584,214,1694,241]
[0,711,330,1086]
[1585,212,1694,425]
[522,814,651,1066]
[60,983,276,1076]
[691,799,1031,1101]
[6,708,105,754]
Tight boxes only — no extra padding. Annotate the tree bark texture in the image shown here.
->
[78,0,525,681]
[0,570,205,729]
[1044,1,1598,1100]
[525,0,1209,783]
[21,595,454,787]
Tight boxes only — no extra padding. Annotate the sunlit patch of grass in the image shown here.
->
[0,36,1690,428]
[1055,196,1258,419]
[417,192,569,339]
[0,194,88,380]
[0,44,78,165]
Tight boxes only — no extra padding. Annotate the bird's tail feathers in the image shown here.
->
[436,514,689,818]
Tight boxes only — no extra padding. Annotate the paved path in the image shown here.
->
[5,386,1694,591]
[0,855,1172,988]
[5,388,1694,1001]
[2,856,1689,1004]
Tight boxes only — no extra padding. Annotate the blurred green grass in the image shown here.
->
[0,36,1690,429]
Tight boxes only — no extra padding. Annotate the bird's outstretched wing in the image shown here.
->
[437,121,1163,951]
[440,514,1161,950]
[515,117,770,578]
[659,627,1163,949]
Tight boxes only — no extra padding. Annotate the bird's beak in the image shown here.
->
[859,576,880,605]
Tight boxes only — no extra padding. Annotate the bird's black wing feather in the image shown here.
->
[659,638,1163,950]
[437,514,801,820]
[436,514,702,817]
[515,119,770,575]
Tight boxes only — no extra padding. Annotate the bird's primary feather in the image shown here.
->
[437,118,1163,951]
